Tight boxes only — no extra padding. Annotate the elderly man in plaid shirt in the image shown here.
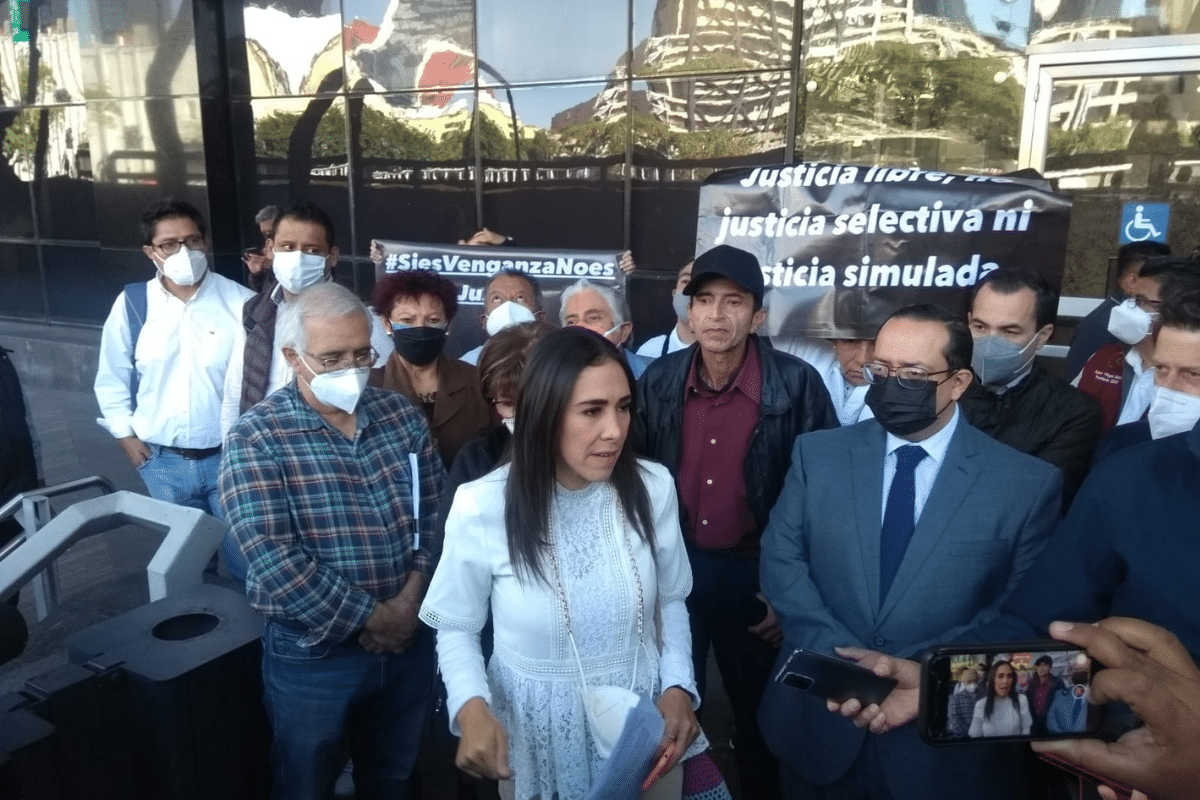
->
[219,282,446,800]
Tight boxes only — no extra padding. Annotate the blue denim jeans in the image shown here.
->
[138,445,245,580]
[261,621,435,800]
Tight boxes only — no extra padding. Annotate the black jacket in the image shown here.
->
[436,423,510,541]
[0,346,38,547]
[959,365,1102,508]
[633,336,838,552]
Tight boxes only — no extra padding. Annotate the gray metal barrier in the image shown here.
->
[0,489,229,619]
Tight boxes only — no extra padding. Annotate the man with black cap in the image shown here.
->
[634,244,838,799]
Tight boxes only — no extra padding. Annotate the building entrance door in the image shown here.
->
[1017,36,1200,335]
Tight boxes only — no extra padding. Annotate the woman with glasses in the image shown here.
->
[372,269,490,467]
[439,321,554,516]
[420,327,708,800]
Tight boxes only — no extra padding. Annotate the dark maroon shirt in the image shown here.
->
[1030,674,1055,715]
[678,338,762,551]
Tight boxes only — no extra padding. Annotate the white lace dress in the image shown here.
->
[420,459,706,800]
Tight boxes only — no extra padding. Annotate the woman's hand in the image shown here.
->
[455,697,514,781]
[644,686,699,789]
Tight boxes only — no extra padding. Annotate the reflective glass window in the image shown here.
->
[342,0,474,94]
[242,0,346,97]
[477,0,630,85]
[351,89,476,252]
[0,241,45,320]
[633,0,798,76]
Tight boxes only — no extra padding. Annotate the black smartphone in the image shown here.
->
[774,648,898,707]
[919,641,1104,745]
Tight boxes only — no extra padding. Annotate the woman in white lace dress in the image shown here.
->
[420,327,705,800]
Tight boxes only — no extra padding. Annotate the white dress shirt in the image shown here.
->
[1116,348,1155,426]
[458,343,483,366]
[95,272,253,448]
[880,406,961,525]
[635,326,690,359]
[775,336,874,426]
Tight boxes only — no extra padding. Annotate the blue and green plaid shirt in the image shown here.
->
[219,384,445,646]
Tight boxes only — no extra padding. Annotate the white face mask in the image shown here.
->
[298,357,369,414]
[273,250,328,295]
[1147,385,1200,440]
[671,292,690,324]
[158,247,208,286]
[485,300,536,336]
[602,321,628,345]
[582,684,644,759]
[1107,298,1154,345]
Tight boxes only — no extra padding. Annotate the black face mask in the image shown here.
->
[865,376,944,437]
[391,326,447,367]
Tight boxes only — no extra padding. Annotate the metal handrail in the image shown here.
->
[0,491,228,609]
[0,476,117,524]
[0,477,119,616]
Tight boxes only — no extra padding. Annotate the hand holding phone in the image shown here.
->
[825,647,921,734]
[775,648,898,708]
[1031,619,1200,800]
[919,640,1104,745]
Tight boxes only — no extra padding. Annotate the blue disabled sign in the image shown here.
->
[1120,202,1169,244]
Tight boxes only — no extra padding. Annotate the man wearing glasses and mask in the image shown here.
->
[758,304,1061,800]
[220,282,445,799]
[959,269,1102,508]
[95,199,252,521]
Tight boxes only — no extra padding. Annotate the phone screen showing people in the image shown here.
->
[919,643,1103,744]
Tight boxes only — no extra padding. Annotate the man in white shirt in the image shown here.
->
[776,337,877,427]
[458,269,546,366]
[559,277,649,379]
[636,260,696,360]
[221,200,394,440]
[94,199,253,518]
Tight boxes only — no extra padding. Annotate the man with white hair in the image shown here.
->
[559,277,649,378]
[219,282,445,799]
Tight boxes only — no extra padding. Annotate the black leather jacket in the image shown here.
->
[633,335,838,552]
[959,364,1102,508]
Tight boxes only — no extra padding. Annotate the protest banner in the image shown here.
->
[374,240,625,358]
[696,163,1072,339]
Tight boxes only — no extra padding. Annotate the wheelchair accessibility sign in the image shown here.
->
[1120,203,1169,244]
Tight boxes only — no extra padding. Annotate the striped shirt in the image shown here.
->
[219,384,445,646]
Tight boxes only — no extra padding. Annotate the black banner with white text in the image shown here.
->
[696,163,1072,339]
[374,240,625,358]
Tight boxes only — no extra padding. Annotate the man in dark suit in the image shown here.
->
[759,304,1062,800]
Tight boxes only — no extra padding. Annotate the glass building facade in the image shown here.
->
[2,0,1198,335]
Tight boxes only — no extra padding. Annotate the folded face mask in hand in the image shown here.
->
[583,683,642,759]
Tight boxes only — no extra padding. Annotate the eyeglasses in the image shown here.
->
[862,361,957,390]
[490,397,516,414]
[1133,295,1162,314]
[304,347,379,372]
[153,236,206,255]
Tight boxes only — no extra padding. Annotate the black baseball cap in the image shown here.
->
[683,245,764,307]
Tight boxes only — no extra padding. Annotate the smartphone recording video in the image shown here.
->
[919,642,1103,744]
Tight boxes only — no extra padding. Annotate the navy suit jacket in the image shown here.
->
[759,415,1062,798]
